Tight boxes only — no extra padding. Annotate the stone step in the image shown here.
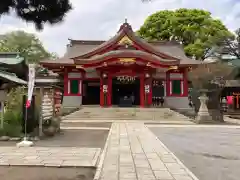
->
[60,122,112,127]
[60,107,193,123]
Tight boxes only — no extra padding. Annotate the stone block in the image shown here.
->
[153,170,174,180]
[119,173,137,179]
[173,175,193,180]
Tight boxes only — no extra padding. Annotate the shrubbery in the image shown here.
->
[0,87,24,137]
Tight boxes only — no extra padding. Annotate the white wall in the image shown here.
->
[62,96,82,108]
[85,69,99,78]
[165,96,190,110]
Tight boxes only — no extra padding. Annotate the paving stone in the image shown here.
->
[165,163,183,170]
[153,170,174,180]
[146,153,159,159]
[98,122,196,180]
[169,168,188,175]
[120,167,135,173]
[119,173,137,179]
[135,167,153,175]
[173,175,193,180]
[0,161,9,165]
[137,174,156,180]
[43,160,63,167]
[161,157,177,163]
[148,160,167,170]
[23,156,39,160]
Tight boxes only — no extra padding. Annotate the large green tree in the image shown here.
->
[219,28,240,58]
[0,0,72,30]
[138,9,232,59]
[0,31,54,63]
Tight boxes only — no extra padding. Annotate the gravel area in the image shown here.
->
[150,126,240,180]
[0,129,109,148]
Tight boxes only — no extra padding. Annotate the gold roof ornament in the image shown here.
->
[118,36,133,45]
[168,66,178,70]
[146,62,151,67]
[119,58,135,63]
[76,65,83,69]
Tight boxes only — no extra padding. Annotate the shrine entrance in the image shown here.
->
[82,80,100,105]
[112,76,140,107]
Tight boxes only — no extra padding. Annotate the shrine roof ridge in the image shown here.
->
[68,39,182,46]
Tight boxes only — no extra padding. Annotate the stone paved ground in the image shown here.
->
[97,123,198,180]
[150,125,240,180]
[0,147,100,167]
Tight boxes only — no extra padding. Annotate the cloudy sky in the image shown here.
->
[0,0,240,56]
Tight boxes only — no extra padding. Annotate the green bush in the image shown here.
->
[2,123,22,137]
[3,110,22,126]
[0,128,5,136]
[0,109,23,137]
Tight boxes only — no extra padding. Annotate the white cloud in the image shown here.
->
[0,0,239,56]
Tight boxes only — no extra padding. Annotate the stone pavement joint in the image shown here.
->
[0,147,101,167]
[98,122,199,180]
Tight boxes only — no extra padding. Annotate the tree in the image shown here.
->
[0,31,54,63]
[0,0,72,30]
[138,9,232,59]
[189,62,237,122]
[215,28,240,59]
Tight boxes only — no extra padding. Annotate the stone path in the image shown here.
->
[96,123,198,180]
[0,147,100,167]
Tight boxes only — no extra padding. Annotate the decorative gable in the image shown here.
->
[117,36,133,45]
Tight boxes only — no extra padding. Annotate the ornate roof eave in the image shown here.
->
[72,23,181,60]
[40,62,75,67]
[73,50,179,68]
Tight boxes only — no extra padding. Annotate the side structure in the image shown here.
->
[40,22,201,109]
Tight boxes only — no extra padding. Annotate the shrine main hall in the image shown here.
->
[41,22,200,109]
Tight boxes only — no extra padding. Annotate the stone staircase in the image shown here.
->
[60,107,193,128]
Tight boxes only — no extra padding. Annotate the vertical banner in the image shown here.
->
[26,64,36,108]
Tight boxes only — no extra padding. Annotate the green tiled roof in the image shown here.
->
[0,52,27,79]
[226,59,240,67]
[0,70,27,84]
[0,53,24,65]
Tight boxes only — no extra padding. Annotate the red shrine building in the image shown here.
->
[40,22,200,109]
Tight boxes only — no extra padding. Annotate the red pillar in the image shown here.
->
[140,74,144,107]
[107,74,112,106]
[100,76,104,107]
[183,69,188,97]
[63,69,68,96]
[166,71,170,96]
[148,76,152,106]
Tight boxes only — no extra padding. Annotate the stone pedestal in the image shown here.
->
[195,95,212,124]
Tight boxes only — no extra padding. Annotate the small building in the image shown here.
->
[0,52,27,90]
[40,22,201,109]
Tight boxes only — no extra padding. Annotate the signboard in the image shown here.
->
[103,85,108,93]
[145,85,150,93]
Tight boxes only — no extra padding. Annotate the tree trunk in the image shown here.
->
[206,90,224,122]
[191,89,200,115]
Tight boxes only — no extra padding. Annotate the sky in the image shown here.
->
[0,0,240,56]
